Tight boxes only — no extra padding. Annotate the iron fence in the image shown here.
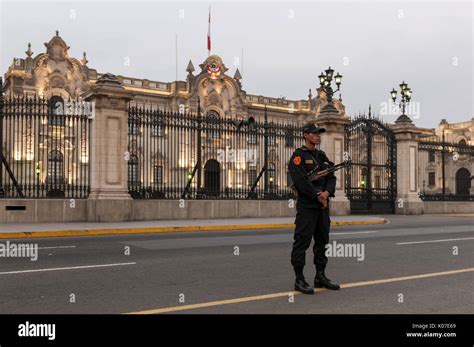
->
[127,104,303,199]
[418,133,474,201]
[0,79,91,198]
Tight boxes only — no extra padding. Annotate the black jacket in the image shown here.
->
[288,145,337,208]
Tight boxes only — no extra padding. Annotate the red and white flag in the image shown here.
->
[207,6,211,55]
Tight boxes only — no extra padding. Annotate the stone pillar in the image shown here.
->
[82,73,134,221]
[391,120,424,214]
[316,107,351,215]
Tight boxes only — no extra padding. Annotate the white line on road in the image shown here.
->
[397,237,474,245]
[37,246,77,250]
[332,231,379,236]
[0,244,77,250]
[0,262,136,275]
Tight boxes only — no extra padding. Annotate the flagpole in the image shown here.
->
[207,6,211,56]
[241,48,244,81]
[175,33,178,81]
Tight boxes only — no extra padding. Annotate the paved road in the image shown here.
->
[0,214,472,314]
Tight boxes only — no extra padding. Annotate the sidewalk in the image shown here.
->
[0,216,386,239]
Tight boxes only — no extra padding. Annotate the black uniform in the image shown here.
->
[288,145,336,274]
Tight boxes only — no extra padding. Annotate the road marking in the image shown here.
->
[0,262,136,275]
[396,237,474,245]
[127,267,474,314]
[36,246,76,250]
[0,243,77,250]
[332,231,379,236]
[0,219,386,239]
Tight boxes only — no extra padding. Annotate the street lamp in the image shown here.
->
[391,80,413,123]
[318,66,343,112]
[318,73,325,85]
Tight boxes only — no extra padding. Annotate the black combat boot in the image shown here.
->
[314,269,340,290]
[295,277,314,295]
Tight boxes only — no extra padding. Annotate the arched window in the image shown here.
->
[459,139,467,146]
[204,159,220,195]
[205,111,221,139]
[455,168,471,195]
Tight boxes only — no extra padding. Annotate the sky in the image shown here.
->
[0,0,472,129]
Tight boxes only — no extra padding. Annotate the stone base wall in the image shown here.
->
[0,199,301,223]
[422,201,474,214]
[1,198,470,223]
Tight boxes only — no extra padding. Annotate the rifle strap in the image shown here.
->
[308,150,322,166]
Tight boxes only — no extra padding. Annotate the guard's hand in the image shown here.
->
[318,191,330,200]
[317,191,329,209]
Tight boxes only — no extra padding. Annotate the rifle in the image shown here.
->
[307,160,352,182]
[291,160,352,208]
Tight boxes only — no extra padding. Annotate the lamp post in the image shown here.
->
[318,66,342,113]
[391,81,413,123]
[36,163,41,197]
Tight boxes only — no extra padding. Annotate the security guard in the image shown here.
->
[288,122,340,294]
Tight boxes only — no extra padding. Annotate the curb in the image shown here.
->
[443,214,474,217]
[0,219,386,239]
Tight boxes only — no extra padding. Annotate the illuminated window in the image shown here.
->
[268,163,276,187]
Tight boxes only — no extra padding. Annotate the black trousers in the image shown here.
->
[291,206,331,271]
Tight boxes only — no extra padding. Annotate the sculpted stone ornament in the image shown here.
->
[24,32,90,98]
[44,33,70,62]
[199,55,229,79]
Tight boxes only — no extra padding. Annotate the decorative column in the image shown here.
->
[316,107,351,215]
[82,73,134,221]
[391,119,424,214]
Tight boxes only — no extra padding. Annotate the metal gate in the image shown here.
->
[344,113,397,214]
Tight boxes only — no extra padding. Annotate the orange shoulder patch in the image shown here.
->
[293,155,302,165]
